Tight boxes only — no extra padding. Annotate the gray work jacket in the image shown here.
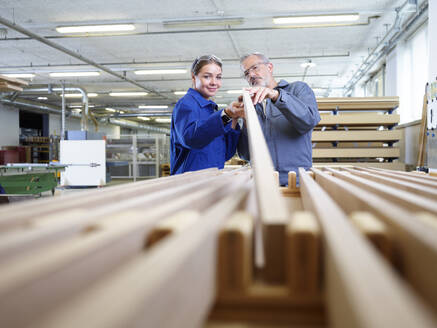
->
[237,80,320,185]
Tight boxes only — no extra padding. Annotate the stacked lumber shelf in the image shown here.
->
[314,97,404,170]
[0,74,28,92]
[0,92,436,327]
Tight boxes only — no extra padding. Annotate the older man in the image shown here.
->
[232,52,320,186]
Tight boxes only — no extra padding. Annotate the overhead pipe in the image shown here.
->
[25,86,90,131]
[343,0,424,96]
[0,15,173,101]
[108,118,170,134]
[0,96,167,134]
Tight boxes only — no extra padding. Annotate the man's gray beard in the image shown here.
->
[250,79,267,87]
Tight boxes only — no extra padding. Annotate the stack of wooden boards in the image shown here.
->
[0,74,28,92]
[0,91,436,327]
[314,97,403,170]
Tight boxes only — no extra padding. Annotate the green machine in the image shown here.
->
[0,163,67,197]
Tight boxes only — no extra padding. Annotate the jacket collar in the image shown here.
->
[187,88,216,108]
[276,79,288,89]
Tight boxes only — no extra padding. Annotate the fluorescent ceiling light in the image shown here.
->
[2,73,35,78]
[106,108,116,112]
[217,104,228,107]
[174,91,187,95]
[273,14,359,25]
[135,69,187,75]
[139,105,169,109]
[69,104,94,108]
[109,92,148,97]
[62,93,98,98]
[56,24,135,34]
[155,118,172,123]
[138,117,151,121]
[226,90,243,94]
[37,96,48,100]
[163,17,244,28]
[119,111,125,114]
[50,71,100,77]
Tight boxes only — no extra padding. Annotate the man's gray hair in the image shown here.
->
[240,52,270,66]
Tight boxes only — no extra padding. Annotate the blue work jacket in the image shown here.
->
[238,80,320,185]
[170,88,241,175]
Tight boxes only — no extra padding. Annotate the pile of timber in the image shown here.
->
[0,92,436,328]
[0,74,28,92]
[314,97,403,170]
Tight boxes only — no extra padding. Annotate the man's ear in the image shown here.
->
[191,73,196,87]
[267,62,274,73]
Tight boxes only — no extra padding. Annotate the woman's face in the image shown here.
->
[192,63,222,99]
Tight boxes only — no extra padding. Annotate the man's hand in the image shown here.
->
[225,97,245,119]
[245,86,279,104]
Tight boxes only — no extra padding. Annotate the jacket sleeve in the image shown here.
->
[273,82,321,135]
[224,124,241,161]
[237,122,251,161]
[173,102,227,149]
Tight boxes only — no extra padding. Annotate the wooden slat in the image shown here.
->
[0,74,29,86]
[242,90,288,283]
[311,168,437,313]
[0,82,24,91]
[372,168,437,183]
[217,211,253,297]
[313,148,400,158]
[146,210,200,248]
[0,168,221,231]
[313,162,406,170]
[357,167,437,188]
[318,113,399,126]
[343,167,437,200]
[316,96,399,111]
[299,168,437,328]
[349,211,392,262]
[286,211,321,295]
[325,168,437,215]
[312,130,401,142]
[32,178,250,328]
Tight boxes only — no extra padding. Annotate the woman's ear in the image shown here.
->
[191,73,196,87]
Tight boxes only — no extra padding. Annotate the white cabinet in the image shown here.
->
[60,140,106,186]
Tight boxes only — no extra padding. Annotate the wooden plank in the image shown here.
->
[0,74,29,86]
[0,173,250,328]
[32,179,250,328]
[217,211,253,297]
[0,167,221,231]
[242,90,288,283]
[146,210,200,248]
[311,168,437,313]
[299,168,437,328]
[313,148,400,158]
[0,82,23,91]
[312,130,401,142]
[318,113,399,126]
[343,167,437,200]
[286,211,321,296]
[349,211,392,262]
[313,162,406,170]
[0,174,234,262]
[316,96,399,111]
[372,168,437,184]
[356,167,437,188]
[325,168,437,215]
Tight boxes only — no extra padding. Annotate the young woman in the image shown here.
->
[170,55,240,174]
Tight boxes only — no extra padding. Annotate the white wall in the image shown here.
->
[0,104,20,147]
[429,0,437,81]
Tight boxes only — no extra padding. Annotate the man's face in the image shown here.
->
[242,55,274,87]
